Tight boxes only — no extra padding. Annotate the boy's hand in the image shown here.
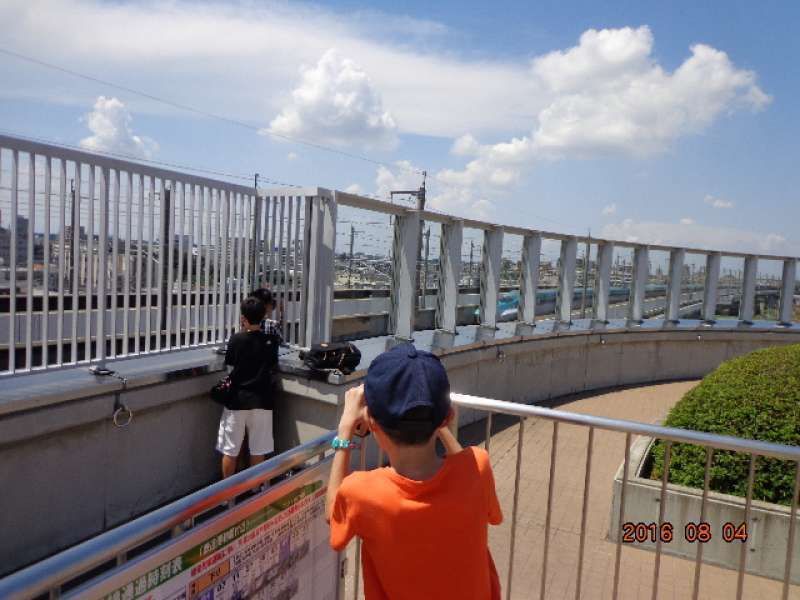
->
[339,384,368,438]
[436,409,462,455]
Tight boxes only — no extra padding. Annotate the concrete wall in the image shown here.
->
[608,436,800,584]
[440,328,800,429]
[2,326,800,576]
[0,371,223,576]
[332,305,477,341]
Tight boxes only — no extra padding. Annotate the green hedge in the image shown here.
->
[650,344,800,505]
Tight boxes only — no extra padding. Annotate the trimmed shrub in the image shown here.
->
[650,344,800,505]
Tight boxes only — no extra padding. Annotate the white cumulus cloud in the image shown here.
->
[428,186,493,221]
[704,194,734,209]
[602,203,618,216]
[79,96,157,159]
[0,0,536,138]
[441,26,770,191]
[451,134,481,156]
[530,27,770,157]
[287,152,298,161]
[680,217,695,225]
[344,183,363,194]
[267,49,398,150]
[602,218,795,255]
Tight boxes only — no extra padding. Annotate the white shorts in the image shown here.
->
[216,408,274,457]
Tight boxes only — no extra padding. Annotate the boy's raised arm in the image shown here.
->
[325,385,367,522]
[437,408,462,456]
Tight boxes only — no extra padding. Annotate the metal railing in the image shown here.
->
[0,135,316,375]
[343,393,800,600]
[2,131,799,376]
[0,432,336,600]
[2,392,799,599]
[330,190,799,346]
[459,394,800,600]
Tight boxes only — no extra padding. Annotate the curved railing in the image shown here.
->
[2,395,799,599]
[1,132,798,377]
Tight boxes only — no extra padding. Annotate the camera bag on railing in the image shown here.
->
[299,342,362,375]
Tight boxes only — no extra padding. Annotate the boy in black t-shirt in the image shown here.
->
[217,297,280,478]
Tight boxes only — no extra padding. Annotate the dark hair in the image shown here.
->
[241,297,266,325]
[250,288,275,306]
[378,406,441,446]
[250,288,274,308]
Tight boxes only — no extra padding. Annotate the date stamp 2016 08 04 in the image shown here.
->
[621,521,748,544]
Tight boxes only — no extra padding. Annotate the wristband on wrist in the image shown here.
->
[331,436,361,451]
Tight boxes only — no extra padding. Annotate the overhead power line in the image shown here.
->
[0,46,426,176]
[0,128,300,188]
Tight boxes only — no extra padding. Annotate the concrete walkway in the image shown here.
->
[484,381,799,600]
[344,381,799,599]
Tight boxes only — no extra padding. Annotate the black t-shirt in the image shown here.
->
[224,330,280,410]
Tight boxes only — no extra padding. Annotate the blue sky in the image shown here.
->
[1,0,798,262]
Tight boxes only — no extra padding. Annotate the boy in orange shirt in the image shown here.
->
[325,344,503,599]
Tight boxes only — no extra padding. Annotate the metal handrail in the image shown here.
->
[1,131,797,377]
[0,432,334,600]
[450,393,800,461]
[334,191,800,261]
[446,392,800,600]
[4,393,800,600]
[0,134,255,196]
[0,133,313,375]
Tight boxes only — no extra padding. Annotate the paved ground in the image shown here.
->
[344,381,799,599]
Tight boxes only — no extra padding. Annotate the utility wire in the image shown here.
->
[1,48,593,238]
[0,128,302,188]
[0,131,246,182]
[0,129,303,188]
[0,46,425,176]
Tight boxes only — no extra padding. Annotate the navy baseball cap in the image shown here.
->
[364,344,450,429]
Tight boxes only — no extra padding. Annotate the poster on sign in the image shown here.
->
[74,462,340,600]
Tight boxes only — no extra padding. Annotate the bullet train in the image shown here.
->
[476,283,705,322]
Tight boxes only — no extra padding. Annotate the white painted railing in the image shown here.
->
[1,132,798,376]
[330,190,797,346]
[0,135,319,375]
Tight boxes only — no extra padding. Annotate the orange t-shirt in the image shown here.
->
[330,446,503,600]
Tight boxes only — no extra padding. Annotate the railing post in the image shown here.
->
[628,245,649,323]
[479,227,504,334]
[434,219,462,345]
[516,233,541,335]
[251,195,262,289]
[90,167,112,375]
[593,241,613,325]
[665,248,685,323]
[779,258,796,325]
[389,209,420,341]
[303,190,337,346]
[160,187,172,343]
[702,252,721,323]
[557,236,577,324]
[8,150,18,373]
[739,255,758,324]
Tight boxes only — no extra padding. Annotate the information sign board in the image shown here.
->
[69,461,340,600]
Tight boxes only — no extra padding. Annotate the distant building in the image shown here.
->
[0,214,30,264]
[64,225,87,244]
